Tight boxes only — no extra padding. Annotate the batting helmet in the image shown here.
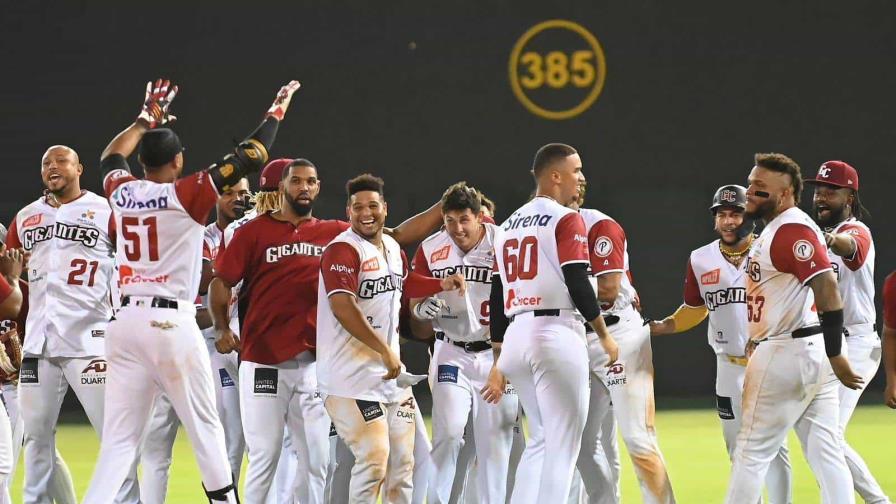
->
[710,185,747,212]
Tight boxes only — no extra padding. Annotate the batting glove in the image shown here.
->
[137,78,178,128]
[413,297,444,321]
[265,80,301,121]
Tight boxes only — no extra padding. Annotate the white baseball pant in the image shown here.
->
[726,334,854,504]
[19,355,141,504]
[428,340,518,504]
[324,389,417,504]
[412,410,432,504]
[582,311,675,504]
[839,331,890,504]
[206,338,246,481]
[0,391,11,494]
[0,383,76,504]
[82,303,237,504]
[716,355,792,503]
[497,310,589,504]
[576,356,620,504]
[271,428,299,504]
[239,352,330,503]
[450,404,523,504]
[139,393,180,504]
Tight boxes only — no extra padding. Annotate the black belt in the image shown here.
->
[509,309,560,323]
[121,296,179,309]
[792,325,822,339]
[435,332,492,353]
[584,314,620,333]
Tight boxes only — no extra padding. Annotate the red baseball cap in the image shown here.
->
[258,158,293,191]
[806,160,859,190]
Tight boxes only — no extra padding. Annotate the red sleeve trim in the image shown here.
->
[405,270,443,298]
[0,275,12,302]
[770,223,832,285]
[214,227,250,287]
[412,245,432,275]
[838,223,872,271]
[588,219,626,275]
[883,272,896,329]
[174,172,219,225]
[5,218,21,250]
[683,259,705,307]
[321,242,362,297]
[103,170,137,198]
[555,212,589,267]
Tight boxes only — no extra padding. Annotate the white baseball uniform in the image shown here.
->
[683,239,792,503]
[7,192,140,504]
[414,223,519,504]
[492,196,591,504]
[726,206,853,504]
[824,218,890,503]
[83,167,237,503]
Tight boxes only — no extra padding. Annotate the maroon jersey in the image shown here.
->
[214,213,349,364]
[884,271,896,329]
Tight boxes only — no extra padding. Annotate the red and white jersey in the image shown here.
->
[413,223,497,342]
[883,271,896,329]
[317,230,406,403]
[104,169,218,302]
[579,208,638,315]
[7,193,115,358]
[744,207,832,341]
[200,222,225,339]
[683,240,749,355]
[826,218,875,328]
[493,196,589,319]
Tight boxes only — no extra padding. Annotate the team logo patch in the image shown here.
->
[253,368,278,395]
[606,361,627,387]
[430,245,451,263]
[219,369,234,388]
[716,395,735,420]
[593,237,613,257]
[361,257,380,272]
[80,359,107,386]
[701,268,720,285]
[793,240,815,262]
[720,189,738,203]
[22,214,42,228]
[356,400,384,423]
[817,165,832,178]
[397,396,416,422]
[437,365,459,384]
[19,358,39,384]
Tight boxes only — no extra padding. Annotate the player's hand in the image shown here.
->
[412,297,444,321]
[0,248,24,283]
[649,318,675,336]
[884,382,896,409]
[380,347,401,380]
[215,328,241,354]
[137,79,179,128]
[745,338,760,359]
[440,272,466,296]
[632,292,643,313]
[266,80,301,121]
[480,365,507,404]
[600,333,619,366]
[829,354,864,390]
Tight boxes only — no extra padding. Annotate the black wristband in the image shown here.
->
[488,275,508,343]
[562,263,602,322]
[819,309,844,357]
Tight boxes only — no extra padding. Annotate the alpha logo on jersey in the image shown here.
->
[112,185,170,210]
[793,240,815,262]
[219,369,235,388]
[430,245,451,263]
[19,358,38,384]
[119,265,169,286]
[430,265,492,284]
[701,269,720,285]
[593,236,613,257]
[503,212,554,230]
[80,359,107,385]
[253,367,278,395]
[606,361,627,387]
[356,400,385,423]
[329,264,355,275]
[265,242,325,263]
[504,289,542,310]
[716,395,735,420]
[361,257,380,272]
[437,364,459,384]
[21,222,101,250]
[358,274,403,299]
[704,287,746,310]
[22,213,42,228]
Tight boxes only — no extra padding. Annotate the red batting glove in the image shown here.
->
[137,78,179,128]
[265,80,301,121]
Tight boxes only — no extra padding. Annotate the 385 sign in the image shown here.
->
[509,20,607,120]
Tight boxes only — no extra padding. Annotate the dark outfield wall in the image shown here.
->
[3,1,894,398]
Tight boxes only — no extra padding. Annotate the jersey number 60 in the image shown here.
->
[502,236,539,282]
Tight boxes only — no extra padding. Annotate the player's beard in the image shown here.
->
[813,202,846,229]
[745,197,776,222]
[285,194,313,217]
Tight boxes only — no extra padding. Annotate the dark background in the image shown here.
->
[3,1,894,409]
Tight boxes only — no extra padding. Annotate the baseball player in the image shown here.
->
[0,241,24,497]
[650,185,792,503]
[883,271,896,409]
[409,182,518,504]
[82,78,300,503]
[317,173,464,503]
[487,143,618,504]
[725,153,864,504]
[806,161,890,503]
[138,177,250,504]
[7,145,140,503]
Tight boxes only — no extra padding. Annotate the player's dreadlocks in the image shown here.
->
[251,190,281,213]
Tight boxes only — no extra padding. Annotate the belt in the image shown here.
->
[724,354,749,366]
[843,322,874,337]
[584,314,620,333]
[509,309,560,323]
[792,325,822,339]
[435,332,491,353]
[121,296,179,310]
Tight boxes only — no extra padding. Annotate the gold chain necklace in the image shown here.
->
[719,235,754,259]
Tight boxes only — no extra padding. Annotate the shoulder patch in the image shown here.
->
[793,240,815,262]
[593,236,613,257]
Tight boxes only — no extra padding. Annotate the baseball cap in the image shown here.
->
[138,128,184,168]
[805,160,859,190]
[259,158,293,191]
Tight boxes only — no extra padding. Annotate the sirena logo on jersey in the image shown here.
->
[21,222,100,250]
[430,265,492,284]
[113,185,169,210]
[80,359,107,385]
[704,287,746,310]
[119,265,169,286]
[265,242,325,263]
[503,212,553,231]
[358,274,403,299]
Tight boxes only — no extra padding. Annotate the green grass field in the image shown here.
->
[10,405,894,502]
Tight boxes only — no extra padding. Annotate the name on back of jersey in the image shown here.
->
[503,212,554,230]
[112,185,169,210]
[22,222,101,250]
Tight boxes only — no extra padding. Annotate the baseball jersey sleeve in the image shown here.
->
[101,154,138,197]
[883,272,896,329]
[588,219,626,275]
[555,212,589,267]
[770,223,833,285]
[5,219,21,249]
[0,275,12,303]
[174,172,220,225]
[320,242,361,297]
[412,245,432,275]
[402,249,443,298]
[214,227,252,287]
[682,258,705,307]
[837,223,872,271]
